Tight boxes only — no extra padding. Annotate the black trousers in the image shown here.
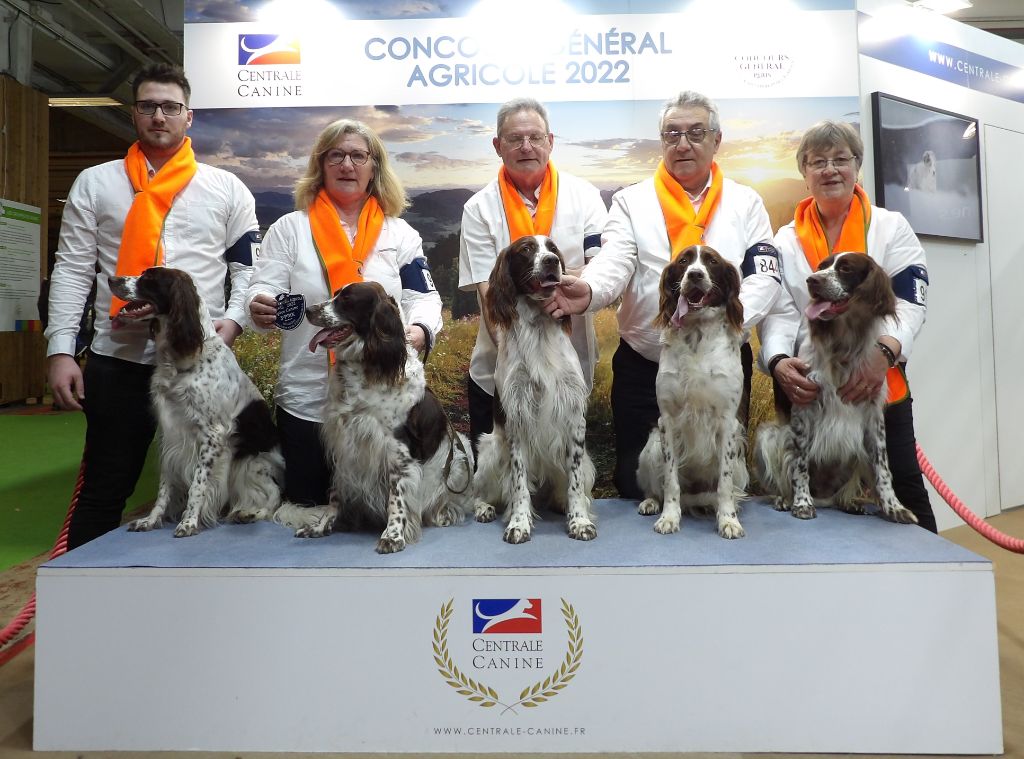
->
[884,397,937,532]
[275,406,332,506]
[467,376,495,457]
[772,378,937,533]
[67,352,157,550]
[609,339,753,499]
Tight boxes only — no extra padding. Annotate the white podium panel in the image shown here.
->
[34,499,1002,754]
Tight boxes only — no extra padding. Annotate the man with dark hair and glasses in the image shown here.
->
[458,97,607,451]
[45,62,261,548]
[547,90,781,498]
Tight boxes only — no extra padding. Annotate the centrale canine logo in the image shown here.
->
[472,598,542,634]
[238,34,301,65]
[433,598,582,714]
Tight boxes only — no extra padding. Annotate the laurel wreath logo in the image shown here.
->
[432,598,583,715]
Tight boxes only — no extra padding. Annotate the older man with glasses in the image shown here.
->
[548,90,781,498]
[458,97,608,451]
[45,62,261,548]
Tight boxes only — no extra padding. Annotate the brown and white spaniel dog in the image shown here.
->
[754,252,917,523]
[473,235,596,544]
[287,281,474,553]
[636,245,748,538]
[108,267,283,537]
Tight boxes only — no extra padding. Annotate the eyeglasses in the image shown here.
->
[806,156,856,172]
[660,126,717,146]
[325,149,371,166]
[500,133,549,149]
[134,101,186,116]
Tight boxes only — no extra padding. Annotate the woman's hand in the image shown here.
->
[249,293,279,330]
[774,357,820,406]
[406,324,427,352]
[839,345,889,404]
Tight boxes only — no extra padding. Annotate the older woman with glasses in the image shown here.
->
[247,118,443,506]
[759,119,936,531]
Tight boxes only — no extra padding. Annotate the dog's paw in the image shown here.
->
[837,501,866,515]
[226,506,271,524]
[375,534,407,554]
[127,518,158,532]
[568,519,597,541]
[503,526,531,544]
[433,505,460,528]
[653,514,680,534]
[790,501,817,520]
[637,498,661,516]
[717,517,745,539]
[173,520,201,538]
[294,513,335,538]
[884,505,918,525]
[772,496,789,512]
[474,501,497,523]
[294,524,330,539]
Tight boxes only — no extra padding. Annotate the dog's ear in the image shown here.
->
[654,256,686,327]
[860,258,897,318]
[485,242,520,332]
[723,261,745,333]
[166,271,205,358]
[364,293,407,386]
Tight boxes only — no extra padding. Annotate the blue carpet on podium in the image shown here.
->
[45,497,983,570]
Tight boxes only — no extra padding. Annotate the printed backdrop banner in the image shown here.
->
[184,1,862,318]
[185,10,859,108]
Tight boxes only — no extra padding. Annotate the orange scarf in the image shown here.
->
[498,163,558,239]
[308,189,383,296]
[654,160,723,257]
[110,138,197,316]
[794,183,872,271]
[308,189,384,365]
[792,184,908,404]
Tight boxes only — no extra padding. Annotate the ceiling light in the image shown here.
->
[49,96,123,107]
[908,0,973,14]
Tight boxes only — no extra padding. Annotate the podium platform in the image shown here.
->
[34,498,1002,754]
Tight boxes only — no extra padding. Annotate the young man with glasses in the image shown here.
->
[458,97,608,451]
[45,62,261,548]
[547,90,782,498]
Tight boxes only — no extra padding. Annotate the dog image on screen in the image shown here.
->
[907,150,937,192]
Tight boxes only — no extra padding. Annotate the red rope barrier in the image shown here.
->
[917,443,1024,554]
[0,455,84,658]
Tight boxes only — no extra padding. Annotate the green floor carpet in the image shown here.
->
[0,410,158,571]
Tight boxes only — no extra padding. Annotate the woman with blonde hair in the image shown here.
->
[247,118,442,506]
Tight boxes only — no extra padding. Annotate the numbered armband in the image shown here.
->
[891,264,928,307]
[583,233,602,261]
[226,230,263,265]
[741,242,781,281]
[400,257,437,293]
